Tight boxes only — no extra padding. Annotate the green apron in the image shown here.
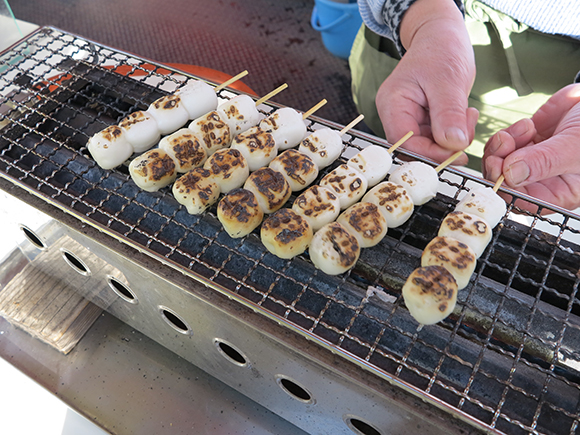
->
[349,0,580,171]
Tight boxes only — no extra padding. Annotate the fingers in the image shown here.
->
[466,107,479,143]
[378,80,476,166]
[428,77,474,151]
[502,133,577,187]
[507,175,580,213]
[393,134,470,165]
[483,118,535,162]
[377,71,428,143]
[482,118,536,180]
[532,84,580,139]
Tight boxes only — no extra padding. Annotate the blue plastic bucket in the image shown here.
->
[311,0,362,59]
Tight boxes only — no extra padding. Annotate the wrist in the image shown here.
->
[400,0,465,50]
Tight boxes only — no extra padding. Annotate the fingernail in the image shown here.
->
[511,119,530,138]
[445,127,467,147]
[506,160,530,185]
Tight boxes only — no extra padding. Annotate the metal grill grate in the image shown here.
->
[2,27,580,435]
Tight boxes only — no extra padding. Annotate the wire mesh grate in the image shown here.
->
[2,27,580,435]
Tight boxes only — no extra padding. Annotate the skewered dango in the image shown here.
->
[309,222,360,276]
[402,265,458,325]
[204,148,250,193]
[243,167,292,214]
[128,148,177,192]
[174,80,219,120]
[231,126,278,172]
[159,128,207,173]
[292,185,341,231]
[347,145,392,187]
[217,188,264,238]
[421,236,477,290]
[336,202,387,248]
[269,149,318,192]
[217,94,261,136]
[455,186,506,229]
[118,111,160,153]
[146,94,190,135]
[362,181,414,228]
[389,161,439,206]
[173,167,221,215]
[188,110,232,156]
[259,107,307,150]
[320,164,368,210]
[87,125,134,170]
[438,211,492,258]
[261,208,313,259]
[298,128,343,169]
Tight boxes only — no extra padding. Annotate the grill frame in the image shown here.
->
[2,26,580,435]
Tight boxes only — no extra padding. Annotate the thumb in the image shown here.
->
[428,90,471,151]
[502,133,576,187]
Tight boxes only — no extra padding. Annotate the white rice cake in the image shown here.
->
[347,145,392,187]
[309,222,360,276]
[438,211,492,258]
[455,186,507,229]
[292,185,340,231]
[231,126,278,172]
[118,110,160,153]
[147,94,189,135]
[261,208,313,259]
[337,202,387,248]
[269,149,318,192]
[298,128,343,168]
[87,125,134,170]
[402,265,458,325]
[159,128,207,172]
[389,161,439,205]
[129,149,177,192]
[362,181,414,228]
[320,164,368,210]
[259,107,307,150]
[421,236,477,290]
[173,167,221,215]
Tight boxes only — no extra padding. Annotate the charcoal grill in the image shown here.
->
[1,26,580,435]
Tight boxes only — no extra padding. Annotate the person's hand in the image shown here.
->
[376,0,478,165]
[483,84,580,212]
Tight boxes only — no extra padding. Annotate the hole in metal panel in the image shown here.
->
[214,339,249,367]
[275,375,314,404]
[159,306,192,335]
[344,416,383,435]
[107,276,137,304]
[60,249,91,276]
[19,225,47,250]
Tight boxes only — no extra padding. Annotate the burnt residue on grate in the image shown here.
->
[2,27,580,434]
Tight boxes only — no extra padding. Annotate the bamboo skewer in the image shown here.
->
[388,131,413,154]
[493,174,505,192]
[302,99,327,120]
[214,70,249,92]
[435,149,464,173]
[339,114,365,135]
[255,83,289,106]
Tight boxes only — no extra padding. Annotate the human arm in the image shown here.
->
[370,0,477,164]
[482,84,580,212]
